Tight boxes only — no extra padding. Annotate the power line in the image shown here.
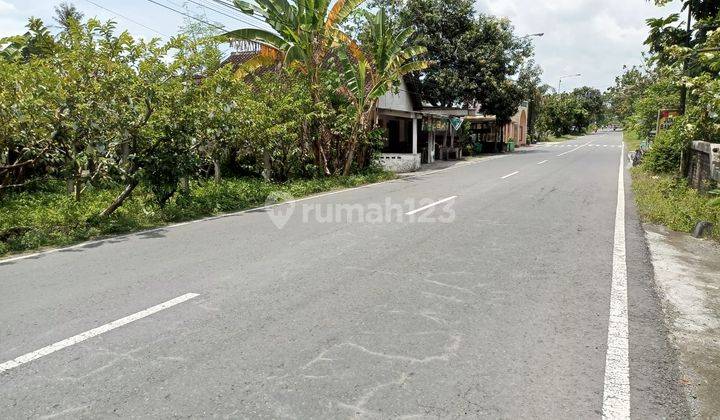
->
[184,0,263,29]
[143,0,226,31]
[83,0,169,37]
[208,0,269,28]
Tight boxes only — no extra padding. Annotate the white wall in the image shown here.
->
[377,79,414,113]
[377,153,421,173]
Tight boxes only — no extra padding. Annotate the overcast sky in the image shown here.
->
[1,0,680,92]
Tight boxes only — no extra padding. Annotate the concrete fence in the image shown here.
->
[377,153,421,173]
[687,141,720,190]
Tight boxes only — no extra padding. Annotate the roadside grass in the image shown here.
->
[0,170,396,257]
[623,130,642,150]
[541,133,582,142]
[631,167,720,241]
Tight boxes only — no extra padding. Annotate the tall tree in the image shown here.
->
[338,9,429,175]
[54,2,85,30]
[396,0,532,122]
[224,0,366,175]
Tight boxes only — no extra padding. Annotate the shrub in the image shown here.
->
[642,123,686,173]
[632,167,720,240]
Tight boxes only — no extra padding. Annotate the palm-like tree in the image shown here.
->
[338,9,430,175]
[224,0,366,174]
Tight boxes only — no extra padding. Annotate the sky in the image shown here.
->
[1,0,681,92]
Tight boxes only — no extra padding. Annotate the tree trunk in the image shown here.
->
[262,149,272,181]
[213,159,221,183]
[121,141,130,165]
[74,178,82,201]
[99,179,138,217]
[309,70,331,176]
[342,122,363,177]
[180,177,189,193]
[342,143,356,176]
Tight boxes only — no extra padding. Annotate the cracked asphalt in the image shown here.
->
[0,131,689,418]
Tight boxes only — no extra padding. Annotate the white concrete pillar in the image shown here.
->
[412,113,418,154]
[429,128,435,163]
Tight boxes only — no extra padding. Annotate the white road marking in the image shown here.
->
[602,144,630,419]
[405,196,457,216]
[557,142,590,157]
[501,171,519,179]
[537,160,548,165]
[0,293,199,373]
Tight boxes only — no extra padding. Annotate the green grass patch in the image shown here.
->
[0,170,396,257]
[631,167,720,241]
[623,130,642,150]
[541,133,582,143]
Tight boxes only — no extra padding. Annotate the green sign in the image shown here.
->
[450,117,464,131]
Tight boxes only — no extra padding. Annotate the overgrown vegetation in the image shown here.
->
[0,170,394,256]
[0,2,421,256]
[0,0,540,256]
[631,167,720,240]
[535,86,607,137]
[609,0,719,239]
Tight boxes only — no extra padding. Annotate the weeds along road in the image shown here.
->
[0,131,688,418]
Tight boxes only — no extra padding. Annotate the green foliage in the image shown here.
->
[606,65,655,124]
[631,166,720,241]
[642,123,687,173]
[0,18,57,62]
[54,2,84,30]
[623,130,642,150]
[394,0,531,122]
[0,170,395,257]
[623,67,681,137]
[236,71,314,181]
[336,8,429,175]
[536,87,605,136]
[646,0,720,67]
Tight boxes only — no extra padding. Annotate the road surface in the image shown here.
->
[0,131,689,418]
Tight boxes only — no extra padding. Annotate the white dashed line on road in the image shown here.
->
[557,142,590,157]
[501,171,519,179]
[0,293,200,373]
[537,160,548,165]
[602,144,630,419]
[405,196,458,216]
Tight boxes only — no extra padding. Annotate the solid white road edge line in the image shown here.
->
[501,171,519,179]
[537,160,548,165]
[0,293,199,373]
[602,144,630,419]
[405,196,457,216]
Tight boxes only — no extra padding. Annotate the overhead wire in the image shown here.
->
[83,0,169,37]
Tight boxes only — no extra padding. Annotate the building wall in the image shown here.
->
[377,79,415,113]
[502,105,529,146]
[378,153,421,172]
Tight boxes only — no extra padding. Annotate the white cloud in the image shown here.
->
[475,0,680,91]
[0,0,15,14]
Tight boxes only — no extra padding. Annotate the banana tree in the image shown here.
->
[338,9,430,175]
[223,0,365,175]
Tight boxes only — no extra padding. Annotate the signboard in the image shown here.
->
[656,109,680,135]
[450,116,464,131]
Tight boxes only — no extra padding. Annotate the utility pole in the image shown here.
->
[679,4,692,114]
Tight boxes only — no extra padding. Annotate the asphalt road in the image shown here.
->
[0,131,689,418]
